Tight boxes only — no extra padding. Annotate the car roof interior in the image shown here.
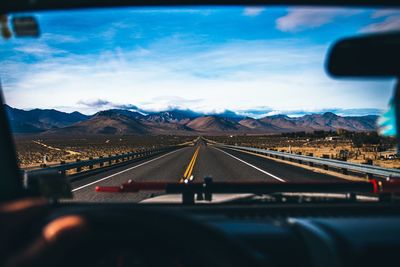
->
[1,0,400,13]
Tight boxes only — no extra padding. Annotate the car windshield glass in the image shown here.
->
[1,6,399,203]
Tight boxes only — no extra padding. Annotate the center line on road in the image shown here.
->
[180,146,200,182]
[72,148,184,192]
[212,146,286,183]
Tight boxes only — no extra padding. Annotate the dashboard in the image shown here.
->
[190,203,400,267]
[52,202,400,267]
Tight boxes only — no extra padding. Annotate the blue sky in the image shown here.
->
[1,6,400,117]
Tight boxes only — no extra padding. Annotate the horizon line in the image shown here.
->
[3,103,382,119]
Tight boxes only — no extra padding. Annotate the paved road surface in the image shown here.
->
[72,140,342,202]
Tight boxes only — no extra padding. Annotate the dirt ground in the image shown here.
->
[13,134,194,169]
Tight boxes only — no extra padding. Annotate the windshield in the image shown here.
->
[1,6,399,203]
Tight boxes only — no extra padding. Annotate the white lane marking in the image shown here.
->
[212,146,286,183]
[72,148,184,192]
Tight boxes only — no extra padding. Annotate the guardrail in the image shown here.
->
[216,144,400,180]
[24,145,181,178]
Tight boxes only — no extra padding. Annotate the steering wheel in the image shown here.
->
[42,205,260,267]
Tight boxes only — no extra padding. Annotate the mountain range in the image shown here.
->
[4,104,378,135]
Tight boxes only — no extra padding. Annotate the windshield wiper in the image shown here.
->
[95,177,399,204]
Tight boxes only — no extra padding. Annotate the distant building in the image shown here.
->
[325,136,342,141]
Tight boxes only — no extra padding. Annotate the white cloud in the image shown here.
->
[14,43,67,56]
[237,107,383,118]
[1,38,394,115]
[243,7,265,17]
[276,8,359,32]
[361,9,400,33]
[371,9,400,19]
[361,15,400,33]
[41,33,83,43]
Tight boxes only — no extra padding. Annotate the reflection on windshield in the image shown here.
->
[1,6,399,202]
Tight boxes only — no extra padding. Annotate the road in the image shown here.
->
[71,139,343,202]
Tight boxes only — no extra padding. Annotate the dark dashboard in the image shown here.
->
[48,202,400,267]
[183,203,400,267]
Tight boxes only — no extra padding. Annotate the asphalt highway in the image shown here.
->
[71,140,342,202]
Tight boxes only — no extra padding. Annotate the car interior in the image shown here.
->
[1,0,400,267]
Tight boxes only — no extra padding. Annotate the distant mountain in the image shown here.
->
[144,109,200,124]
[258,115,297,131]
[258,112,378,132]
[4,105,89,133]
[4,105,378,135]
[46,110,148,135]
[211,110,245,122]
[239,117,281,132]
[186,116,244,133]
[96,109,145,120]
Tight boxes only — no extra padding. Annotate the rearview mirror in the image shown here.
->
[327,32,400,77]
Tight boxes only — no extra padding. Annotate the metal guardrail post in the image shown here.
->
[76,159,81,172]
[89,157,93,169]
[60,160,66,175]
